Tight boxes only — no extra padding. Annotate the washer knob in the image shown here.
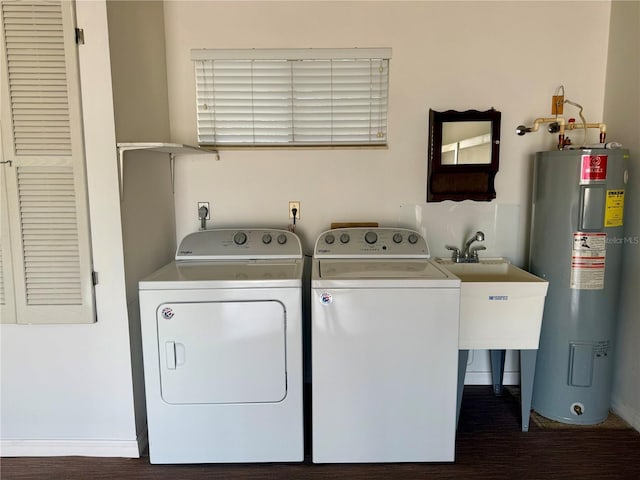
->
[325,234,335,245]
[408,233,419,244]
[364,231,378,245]
[262,233,272,244]
[277,234,287,245]
[393,233,403,244]
[233,232,247,245]
[340,233,350,244]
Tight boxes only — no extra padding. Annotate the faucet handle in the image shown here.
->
[445,245,461,262]
[470,245,486,260]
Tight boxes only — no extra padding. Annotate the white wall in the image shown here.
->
[106,0,176,444]
[605,0,640,431]
[107,0,171,142]
[164,1,611,256]
[0,0,140,457]
[162,1,613,383]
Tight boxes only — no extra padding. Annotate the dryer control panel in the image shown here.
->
[176,229,302,260]
[314,228,429,259]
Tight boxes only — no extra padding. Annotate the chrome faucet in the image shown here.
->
[446,231,486,263]
[198,204,209,231]
[463,231,485,259]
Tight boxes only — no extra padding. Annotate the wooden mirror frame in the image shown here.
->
[427,108,501,202]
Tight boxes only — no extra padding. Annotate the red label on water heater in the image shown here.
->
[580,155,607,183]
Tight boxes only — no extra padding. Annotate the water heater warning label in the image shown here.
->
[570,232,606,290]
[580,154,607,184]
[604,190,625,227]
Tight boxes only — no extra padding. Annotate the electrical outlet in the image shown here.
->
[289,201,300,220]
[197,202,210,220]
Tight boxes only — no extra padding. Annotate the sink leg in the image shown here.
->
[490,349,506,396]
[456,350,469,429]
[520,349,538,432]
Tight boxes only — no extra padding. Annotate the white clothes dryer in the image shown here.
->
[311,227,461,463]
[139,229,303,464]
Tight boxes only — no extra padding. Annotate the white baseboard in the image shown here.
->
[611,397,640,432]
[464,371,520,386]
[1,437,142,458]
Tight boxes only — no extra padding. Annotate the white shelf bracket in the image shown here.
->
[116,143,216,200]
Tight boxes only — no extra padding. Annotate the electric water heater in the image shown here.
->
[530,148,629,425]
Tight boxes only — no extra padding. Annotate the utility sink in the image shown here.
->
[435,258,549,350]
[436,258,549,433]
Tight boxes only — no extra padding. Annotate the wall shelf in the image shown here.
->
[116,143,216,199]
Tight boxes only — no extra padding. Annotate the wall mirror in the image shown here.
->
[427,108,501,202]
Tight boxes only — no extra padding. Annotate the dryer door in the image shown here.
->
[157,300,286,404]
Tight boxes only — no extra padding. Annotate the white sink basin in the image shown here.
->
[435,258,549,350]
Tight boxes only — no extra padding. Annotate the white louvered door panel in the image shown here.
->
[0,0,95,324]
[1,156,16,324]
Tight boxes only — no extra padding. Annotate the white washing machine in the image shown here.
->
[139,228,304,464]
[311,227,461,463]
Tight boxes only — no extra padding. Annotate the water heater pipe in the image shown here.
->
[517,117,607,149]
[516,117,566,149]
[532,117,566,134]
[565,121,607,143]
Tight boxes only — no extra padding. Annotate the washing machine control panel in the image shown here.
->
[315,228,428,258]
[176,229,302,260]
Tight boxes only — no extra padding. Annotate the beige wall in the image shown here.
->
[605,0,640,431]
[107,0,171,142]
[162,1,611,255]
[106,0,178,442]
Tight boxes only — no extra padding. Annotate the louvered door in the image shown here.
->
[0,0,95,324]
[1,157,16,323]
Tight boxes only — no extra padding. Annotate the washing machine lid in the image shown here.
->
[140,259,303,290]
[318,259,446,279]
[314,259,459,288]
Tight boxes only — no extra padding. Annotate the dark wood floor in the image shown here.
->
[2,386,639,480]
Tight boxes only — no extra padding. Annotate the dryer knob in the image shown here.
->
[340,233,350,244]
[325,234,335,245]
[262,233,272,244]
[365,231,378,244]
[393,233,403,243]
[408,233,419,244]
[233,232,247,245]
[277,234,287,245]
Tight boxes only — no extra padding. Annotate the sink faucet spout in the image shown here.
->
[462,231,485,261]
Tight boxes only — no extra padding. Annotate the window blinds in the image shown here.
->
[191,48,391,146]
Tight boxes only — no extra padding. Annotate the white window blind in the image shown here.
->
[191,48,391,146]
